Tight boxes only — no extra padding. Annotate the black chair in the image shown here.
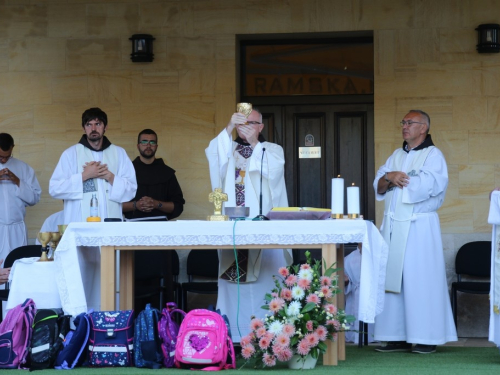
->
[134,250,180,312]
[0,245,42,321]
[181,249,219,312]
[451,241,491,328]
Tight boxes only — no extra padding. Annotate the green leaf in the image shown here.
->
[264,293,272,302]
[261,305,270,310]
[301,302,316,313]
[318,341,327,351]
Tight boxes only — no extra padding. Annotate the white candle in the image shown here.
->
[347,183,360,215]
[331,176,344,214]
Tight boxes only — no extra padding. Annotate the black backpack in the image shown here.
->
[29,308,71,371]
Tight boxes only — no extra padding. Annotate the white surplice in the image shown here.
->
[206,129,292,342]
[344,248,375,343]
[488,191,500,347]
[373,145,457,345]
[0,157,41,262]
[49,144,137,224]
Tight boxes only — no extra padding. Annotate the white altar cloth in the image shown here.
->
[7,258,62,311]
[54,220,389,322]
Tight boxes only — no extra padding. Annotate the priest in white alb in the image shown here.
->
[488,190,500,350]
[373,109,457,354]
[206,108,292,342]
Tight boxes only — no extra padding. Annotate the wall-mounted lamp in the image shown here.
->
[476,24,500,53]
[129,34,155,62]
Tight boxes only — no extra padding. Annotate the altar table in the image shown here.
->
[54,219,388,366]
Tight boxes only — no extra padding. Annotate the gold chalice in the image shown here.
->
[58,224,68,236]
[37,232,52,262]
[48,231,62,261]
[237,103,253,124]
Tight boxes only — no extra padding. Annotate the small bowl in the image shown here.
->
[225,207,250,219]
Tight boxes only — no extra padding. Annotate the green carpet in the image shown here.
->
[25,346,500,374]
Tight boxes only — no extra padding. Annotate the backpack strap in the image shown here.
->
[19,299,36,369]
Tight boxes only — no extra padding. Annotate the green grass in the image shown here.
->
[25,345,500,375]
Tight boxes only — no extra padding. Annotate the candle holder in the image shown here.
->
[348,213,359,219]
[331,213,344,219]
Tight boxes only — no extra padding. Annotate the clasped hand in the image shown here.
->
[82,161,113,182]
[0,168,20,186]
[387,171,409,188]
[136,196,155,212]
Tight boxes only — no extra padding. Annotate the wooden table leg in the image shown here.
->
[120,250,134,311]
[337,244,346,361]
[100,246,116,311]
[322,243,338,366]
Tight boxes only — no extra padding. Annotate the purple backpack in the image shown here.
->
[174,309,235,371]
[158,302,186,368]
[0,298,36,369]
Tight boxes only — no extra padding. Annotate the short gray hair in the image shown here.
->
[409,109,430,133]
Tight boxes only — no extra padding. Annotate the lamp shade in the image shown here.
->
[129,34,155,62]
[476,24,500,53]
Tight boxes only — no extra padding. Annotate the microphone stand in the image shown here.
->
[253,147,269,221]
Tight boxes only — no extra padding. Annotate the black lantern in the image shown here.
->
[475,24,500,53]
[129,34,155,62]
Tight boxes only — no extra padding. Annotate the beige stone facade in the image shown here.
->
[0,0,496,336]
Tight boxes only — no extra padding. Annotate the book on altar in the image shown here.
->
[267,207,331,220]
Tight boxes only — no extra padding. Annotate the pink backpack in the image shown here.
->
[0,298,36,369]
[174,309,235,371]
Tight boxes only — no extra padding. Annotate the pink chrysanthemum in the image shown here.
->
[256,327,267,338]
[269,298,285,313]
[275,334,290,347]
[265,331,275,341]
[300,263,311,270]
[321,286,333,298]
[327,319,341,330]
[250,318,264,330]
[259,336,271,350]
[282,324,295,337]
[271,292,278,298]
[276,347,293,362]
[280,288,292,301]
[315,325,328,341]
[272,343,283,355]
[263,353,277,367]
[240,335,252,346]
[306,320,314,331]
[304,332,319,347]
[324,303,337,315]
[320,276,332,286]
[297,339,311,356]
[298,278,311,290]
[285,274,298,287]
[278,267,289,277]
[241,344,255,359]
[306,293,320,304]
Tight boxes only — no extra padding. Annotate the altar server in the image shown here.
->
[206,108,292,342]
[0,133,41,262]
[373,110,457,354]
[49,108,137,223]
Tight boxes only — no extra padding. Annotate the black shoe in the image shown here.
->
[375,341,412,352]
[412,344,436,354]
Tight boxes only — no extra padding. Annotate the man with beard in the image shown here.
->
[0,132,41,263]
[49,107,137,223]
[123,129,185,221]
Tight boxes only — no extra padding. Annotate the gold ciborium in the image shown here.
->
[236,103,252,123]
[37,232,52,262]
[48,231,62,261]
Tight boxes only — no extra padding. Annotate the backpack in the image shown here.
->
[158,302,186,368]
[88,310,134,367]
[54,311,91,369]
[29,308,71,371]
[174,309,235,371]
[134,304,163,369]
[208,305,232,341]
[0,298,36,369]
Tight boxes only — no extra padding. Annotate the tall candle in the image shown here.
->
[331,176,344,214]
[347,183,360,215]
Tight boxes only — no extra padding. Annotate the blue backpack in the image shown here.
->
[88,310,134,367]
[54,311,90,369]
[134,304,164,369]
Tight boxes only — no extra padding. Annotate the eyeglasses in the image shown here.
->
[399,120,425,127]
[246,121,262,125]
[139,140,157,146]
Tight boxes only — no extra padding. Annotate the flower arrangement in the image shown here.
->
[240,251,354,368]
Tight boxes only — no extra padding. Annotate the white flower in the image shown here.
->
[268,321,284,335]
[292,286,305,300]
[288,301,302,316]
[298,268,313,281]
